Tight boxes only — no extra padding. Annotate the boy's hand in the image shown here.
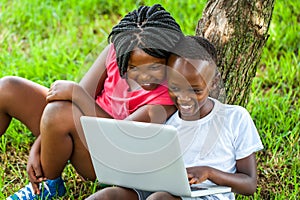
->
[186,166,210,185]
[187,173,200,185]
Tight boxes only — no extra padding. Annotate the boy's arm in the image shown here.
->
[187,153,258,195]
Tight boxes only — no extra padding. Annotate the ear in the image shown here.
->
[210,71,221,90]
[208,71,221,99]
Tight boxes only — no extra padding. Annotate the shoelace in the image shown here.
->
[14,183,34,199]
[13,182,51,200]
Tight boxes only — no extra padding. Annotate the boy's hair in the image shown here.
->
[188,36,218,64]
[172,36,222,100]
[108,4,184,78]
[172,36,217,65]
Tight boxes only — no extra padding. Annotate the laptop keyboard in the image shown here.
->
[190,185,208,191]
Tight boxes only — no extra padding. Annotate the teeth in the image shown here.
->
[180,105,192,109]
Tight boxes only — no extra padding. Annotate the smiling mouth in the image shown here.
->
[178,104,194,114]
[141,83,151,86]
[180,105,193,109]
[139,83,158,90]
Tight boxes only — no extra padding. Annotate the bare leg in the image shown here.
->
[40,101,96,180]
[0,76,48,137]
[86,187,138,200]
[147,192,181,200]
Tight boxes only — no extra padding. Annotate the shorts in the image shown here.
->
[133,189,228,200]
[134,189,154,200]
[133,189,208,200]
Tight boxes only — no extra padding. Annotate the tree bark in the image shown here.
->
[196,0,275,106]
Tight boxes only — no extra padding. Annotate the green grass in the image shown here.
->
[0,0,299,199]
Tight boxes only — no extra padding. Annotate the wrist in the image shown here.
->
[72,83,83,102]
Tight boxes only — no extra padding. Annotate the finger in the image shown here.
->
[46,93,56,102]
[189,177,199,185]
[51,81,57,86]
[32,182,40,195]
[33,165,43,179]
[46,95,51,102]
[47,90,52,97]
[27,169,41,195]
[48,84,54,91]
[194,177,200,184]
[187,173,194,179]
[28,166,38,183]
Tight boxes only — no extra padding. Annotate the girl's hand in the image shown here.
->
[27,142,46,194]
[46,80,78,102]
[187,166,211,185]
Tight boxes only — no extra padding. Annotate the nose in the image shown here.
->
[139,73,151,82]
[177,93,191,102]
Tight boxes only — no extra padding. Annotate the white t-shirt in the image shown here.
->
[166,98,264,200]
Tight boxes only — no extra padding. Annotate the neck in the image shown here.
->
[199,98,214,118]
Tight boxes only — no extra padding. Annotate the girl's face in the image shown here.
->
[167,55,215,121]
[127,48,167,91]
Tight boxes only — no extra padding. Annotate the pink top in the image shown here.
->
[95,44,173,119]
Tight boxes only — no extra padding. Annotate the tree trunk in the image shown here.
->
[196,0,275,106]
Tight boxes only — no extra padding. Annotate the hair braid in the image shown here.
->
[108,4,183,78]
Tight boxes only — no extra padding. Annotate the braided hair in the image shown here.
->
[108,4,183,78]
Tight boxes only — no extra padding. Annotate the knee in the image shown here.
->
[86,187,116,200]
[41,101,73,130]
[147,192,177,200]
[0,76,22,96]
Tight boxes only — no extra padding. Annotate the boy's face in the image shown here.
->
[127,48,166,91]
[167,55,215,121]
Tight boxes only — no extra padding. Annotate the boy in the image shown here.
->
[85,36,264,200]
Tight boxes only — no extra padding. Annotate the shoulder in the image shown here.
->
[105,44,119,74]
[105,43,116,63]
[214,99,252,121]
[212,99,257,134]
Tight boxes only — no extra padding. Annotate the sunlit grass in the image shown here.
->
[243,1,299,198]
[0,0,299,199]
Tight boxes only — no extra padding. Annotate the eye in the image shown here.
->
[148,64,164,71]
[169,85,179,92]
[193,89,203,94]
[128,65,138,71]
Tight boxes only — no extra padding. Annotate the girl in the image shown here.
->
[3,4,184,199]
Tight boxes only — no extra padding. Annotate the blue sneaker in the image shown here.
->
[7,177,66,200]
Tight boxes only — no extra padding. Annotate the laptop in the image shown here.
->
[80,116,231,197]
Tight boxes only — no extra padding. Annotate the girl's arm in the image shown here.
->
[47,44,175,123]
[46,45,112,118]
[27,136,46,194]
[79,45,110,97]
[125,104,176,123]
[187,153,258,195]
